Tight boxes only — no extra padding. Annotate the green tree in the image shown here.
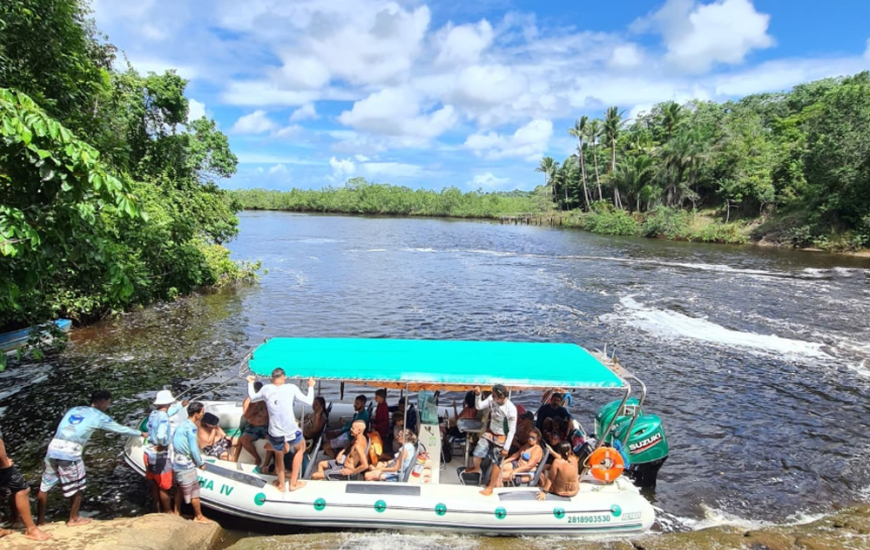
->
[568,117,591,210]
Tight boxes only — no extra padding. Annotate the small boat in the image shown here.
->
[0,319,72,353]
[124,338,668,535]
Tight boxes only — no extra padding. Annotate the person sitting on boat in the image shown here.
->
[302,396,328,441]
[36,390,145,528]
[199,413,236,461]
[145,390,185,514]
[324,394,369,458]
[510,411,536,454]
[372,389,390,443]
[171,402,211,523]
[388,411,404,456]
[445,391,477,438]
[536,441,579,501]
[466,384,517,497]
[502,428,543,483]
[0,423,51,541]
[392,397,417,433]
[235,381,272,471]
[535,392,572,432]
[312,420,369,480]
[365,429,416,482]
[246,370,315,492]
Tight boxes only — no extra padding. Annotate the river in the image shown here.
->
[1,211,869,538]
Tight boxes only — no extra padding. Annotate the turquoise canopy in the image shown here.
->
[247,338,626,390]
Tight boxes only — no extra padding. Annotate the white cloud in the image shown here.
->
[636,0,774,73]
[338,87,457,139]
[230,110,277,134]
[464,119,553,161]
[451,64,529,108]
[713,56,870,97]
[268,163,288,175]
[187,98,207,121]
[330,157,356,176]
[362,162,423,178]
[289,104,320,122]
[274,124,303,139]
[609,44,644,68]
[469,173,510,189]
[355,154,370,162]
[434,20,494,66]
[237,153,320,165]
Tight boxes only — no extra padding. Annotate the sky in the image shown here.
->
[90,0,870,192]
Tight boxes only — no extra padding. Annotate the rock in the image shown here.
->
[0,514,222,550]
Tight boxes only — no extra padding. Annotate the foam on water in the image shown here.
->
[606,296,831,359]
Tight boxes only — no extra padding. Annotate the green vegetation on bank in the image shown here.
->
[234,179,547,218]
[0,0,254,331]
[543,72,870,251]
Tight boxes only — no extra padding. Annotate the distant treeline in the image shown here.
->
[542,72,870,251]
[233,179,547,218]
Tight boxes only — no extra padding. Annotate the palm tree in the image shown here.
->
[661,102,684,142]
[535,156,559,205]
[604,106,626,209]
[568,117,591,211]
[660,128,706,208]
[586,119,604,202]
[612,155,655,212]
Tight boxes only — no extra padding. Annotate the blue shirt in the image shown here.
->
[171,419,203,471]
[147,404,181,448]
[47,406,141,461]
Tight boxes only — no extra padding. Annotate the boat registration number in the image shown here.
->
[568,514,611,524]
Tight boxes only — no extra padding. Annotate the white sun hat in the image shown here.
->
[153,390,176,406]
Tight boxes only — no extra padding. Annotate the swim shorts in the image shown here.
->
[203,437,232,458]
[472,435,505,465]
[242,424,269,440]
[0,464,30,494]
[268,431,302,453]
[144,449,173,491]
[40,458,86,497]
[174,468,200,504]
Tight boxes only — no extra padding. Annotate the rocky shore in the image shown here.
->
[3,505,867,549]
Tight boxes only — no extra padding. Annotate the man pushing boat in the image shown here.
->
[246,369,314,492]
[465,384,517,496]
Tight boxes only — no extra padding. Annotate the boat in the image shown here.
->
[124,338,668,536]
[0,319,72,354]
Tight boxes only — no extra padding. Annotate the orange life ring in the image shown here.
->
[587,447,625,482]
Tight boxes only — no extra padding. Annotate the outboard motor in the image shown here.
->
[594,399,668,489]
[613,414,668,489]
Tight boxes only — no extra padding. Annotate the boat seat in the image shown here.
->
[509,444,551,487]
[401,443,420,482]
[303,403,331,479]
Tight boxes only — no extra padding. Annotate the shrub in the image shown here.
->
[584,210,641,236]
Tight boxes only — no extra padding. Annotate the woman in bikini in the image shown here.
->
[502,428,543,483]
[536,441,579,500]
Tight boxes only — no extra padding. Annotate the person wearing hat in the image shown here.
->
[145,390,185,514]
[467,384,517,497]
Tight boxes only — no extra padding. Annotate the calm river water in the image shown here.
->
[2,211,869,537]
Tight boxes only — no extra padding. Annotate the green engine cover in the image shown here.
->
[594,397,642,440]
[614,414,669,464]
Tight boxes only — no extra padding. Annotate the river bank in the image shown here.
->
[4,505,867,549]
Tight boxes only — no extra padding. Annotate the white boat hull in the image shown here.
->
[125,401,654,536]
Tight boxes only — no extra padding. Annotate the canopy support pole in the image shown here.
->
[399,383,410,480]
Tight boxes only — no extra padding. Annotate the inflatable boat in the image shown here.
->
[124,338,664,535]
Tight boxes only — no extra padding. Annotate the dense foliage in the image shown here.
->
[0,0,253,331]
[234,179,547,218]
[544,73,870,250]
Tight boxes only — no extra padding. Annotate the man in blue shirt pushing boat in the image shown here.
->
[466,384,518,496]
[36,390,145,527]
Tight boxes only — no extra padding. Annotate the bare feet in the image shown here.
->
[193,516,213,524]
[271,479,286,492]
[0,528,12,539]
[480,487,493,496]
[67,517,93,527]
[24,528,52,541]
[288,480,306,491]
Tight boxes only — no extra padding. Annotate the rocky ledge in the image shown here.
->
[0,514,221,550]
[3,504,867,550]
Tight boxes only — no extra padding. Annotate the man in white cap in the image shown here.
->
[145,390,184,513]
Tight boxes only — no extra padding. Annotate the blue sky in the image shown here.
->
[91,0,870,192]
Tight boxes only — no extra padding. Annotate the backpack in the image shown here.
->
[367,430,384,467]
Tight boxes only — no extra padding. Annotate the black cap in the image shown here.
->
[492,384,508,398]
[201,412,220,427]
